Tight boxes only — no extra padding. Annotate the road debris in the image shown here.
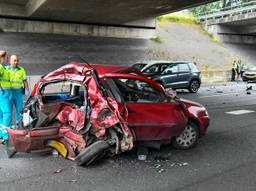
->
[169,162,189,167]
[52,149,59,157]
[137,146,148,161]
[154,155,170,162]
[154,164,162,169]
[53,169,63,174]
[180,162,189,166]
[246,86,252,91]
[158,169,165,173]
[138,155,147,161]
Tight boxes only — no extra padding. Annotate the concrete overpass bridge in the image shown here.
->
[0,0,214,38]
[200,1,256,44]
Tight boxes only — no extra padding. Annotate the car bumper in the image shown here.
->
[243,76,256,80]
[197,115,210,137]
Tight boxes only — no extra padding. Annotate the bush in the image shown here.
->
[150,35,163,43]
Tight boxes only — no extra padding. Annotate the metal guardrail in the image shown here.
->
[198,1,256,21]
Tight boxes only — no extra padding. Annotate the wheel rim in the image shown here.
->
[176,125,197,147]
[191,81,199,92]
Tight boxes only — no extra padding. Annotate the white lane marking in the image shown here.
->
[225,110,255,115]
[199,93,238,98]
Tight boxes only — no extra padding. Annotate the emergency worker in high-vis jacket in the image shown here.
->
[0,51,12,141]
[7,55,30,125]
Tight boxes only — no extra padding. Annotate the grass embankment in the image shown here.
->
[157,13,199,25]
[150,13,200,43]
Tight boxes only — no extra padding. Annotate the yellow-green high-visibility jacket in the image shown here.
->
[0,64,11,90]
[232,63,237,69]
[7,66,27,89]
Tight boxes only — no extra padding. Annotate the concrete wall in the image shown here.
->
[201,70,232,83]
[0,32,151,75]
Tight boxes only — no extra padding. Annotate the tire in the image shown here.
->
[188,80,200,93]
[75,140,109,166]
[172,122,199,150]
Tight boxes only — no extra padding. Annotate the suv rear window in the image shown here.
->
[179,64,190,72]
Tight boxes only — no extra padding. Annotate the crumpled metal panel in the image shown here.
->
[7,62,134,159]
[7,126,60,152]
[59,126,86,160]
[56,105,86,132]
[41,62,132,141]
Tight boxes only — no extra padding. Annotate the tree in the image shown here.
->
[190,0,255,16]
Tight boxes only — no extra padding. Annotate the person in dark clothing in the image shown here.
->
[236,59,242,81]
[231,60,237,81]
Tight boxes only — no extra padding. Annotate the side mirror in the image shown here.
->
[165,88,177,99]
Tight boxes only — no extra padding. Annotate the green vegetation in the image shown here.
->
[190,1,222,16]
[200,64,210,71]
[190,0,255,17]
[150,35,163,43]
[200,27,222,44]
[157,12,199,25]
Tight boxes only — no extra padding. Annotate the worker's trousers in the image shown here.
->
[0,89,12,140]
[11,88,23,123]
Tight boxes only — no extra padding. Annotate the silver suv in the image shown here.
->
[132,61,201,93]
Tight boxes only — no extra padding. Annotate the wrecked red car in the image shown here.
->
[6,62,209,165]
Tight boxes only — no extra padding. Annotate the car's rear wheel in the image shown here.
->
[75,140,109,166]
[172,122,199,150]
[188,80,200,93]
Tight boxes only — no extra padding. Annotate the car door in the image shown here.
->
[142,64,162,77]
[177,63,191,88]
[159,64,179,88]
[105,77,187,141]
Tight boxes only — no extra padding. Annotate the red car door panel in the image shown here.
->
[127,103,187,141]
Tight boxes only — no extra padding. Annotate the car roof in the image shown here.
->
[136,60,194,70]
[137,60,194,65]
[90,64,127,77]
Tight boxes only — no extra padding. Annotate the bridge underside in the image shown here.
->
[203,11,256,44]
[0,0,214,26]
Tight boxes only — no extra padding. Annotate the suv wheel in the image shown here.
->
[189,80,200,93]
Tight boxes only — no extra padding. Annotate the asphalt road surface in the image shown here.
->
[0,82,256,191]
